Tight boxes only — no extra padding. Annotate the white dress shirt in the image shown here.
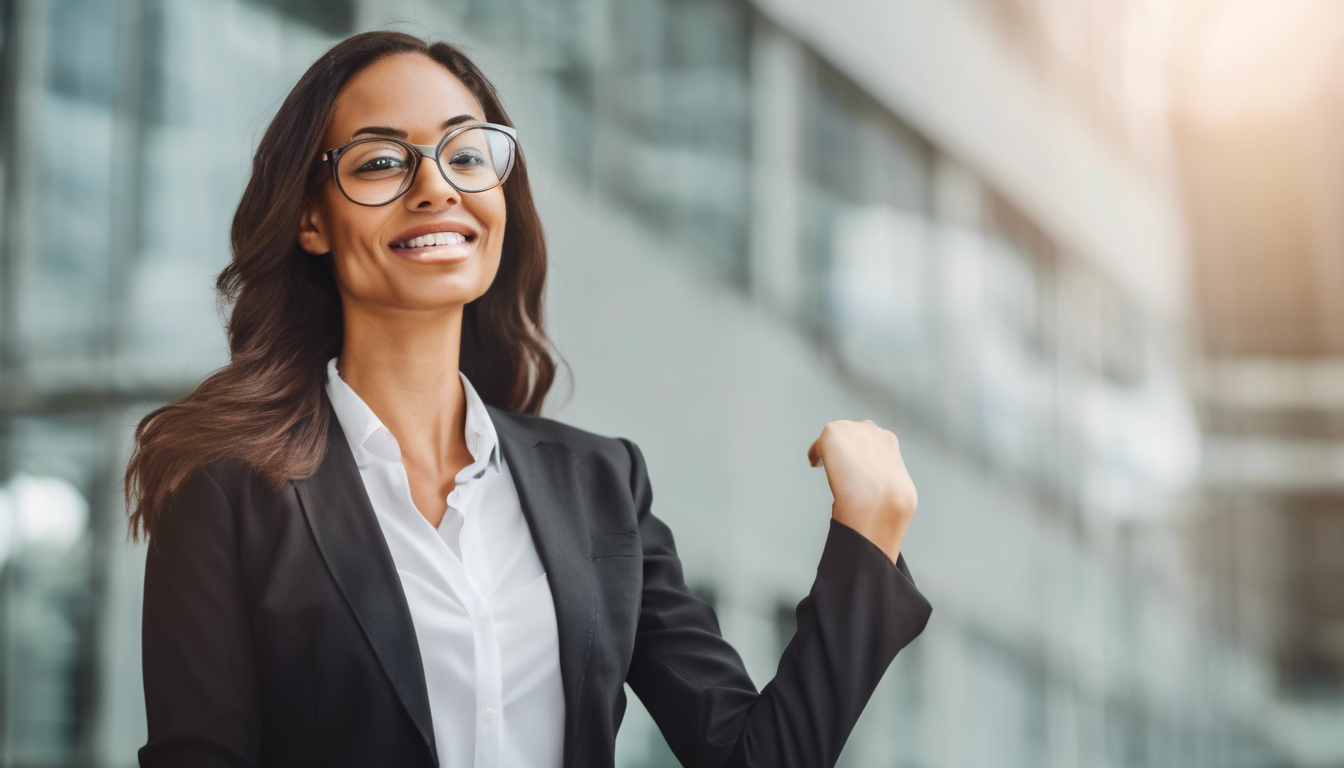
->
[324,356,564,767]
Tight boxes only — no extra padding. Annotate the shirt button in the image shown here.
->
[483,707,496,720]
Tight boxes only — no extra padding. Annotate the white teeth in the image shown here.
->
[394,231,469,248]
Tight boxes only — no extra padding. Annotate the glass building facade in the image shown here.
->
[0,0,1289,766]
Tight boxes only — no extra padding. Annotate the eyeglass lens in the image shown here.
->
[335,126,515,205]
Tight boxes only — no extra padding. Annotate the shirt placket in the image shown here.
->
[453,479,502,767]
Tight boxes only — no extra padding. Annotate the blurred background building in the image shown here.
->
[0,0,1339,765]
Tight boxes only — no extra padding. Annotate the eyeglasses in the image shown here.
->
[318,122,518,206]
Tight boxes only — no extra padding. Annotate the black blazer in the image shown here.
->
[139,397,933,767]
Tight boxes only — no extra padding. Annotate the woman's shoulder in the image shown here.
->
[172,456,287,511]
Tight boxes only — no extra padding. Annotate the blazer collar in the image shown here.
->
[291,396,598,767]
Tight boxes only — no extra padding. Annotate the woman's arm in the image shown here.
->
[139,466,263,767]
[619,437,932,768]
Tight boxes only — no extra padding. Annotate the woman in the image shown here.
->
[126,30,931,768]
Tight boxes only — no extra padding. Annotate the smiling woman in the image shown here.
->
[126,29,931,768]
[125,31,568,766]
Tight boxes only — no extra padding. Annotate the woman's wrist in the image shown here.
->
[831,508,907,565]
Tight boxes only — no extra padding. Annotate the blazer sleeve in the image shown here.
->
[139,465,262,767]
[618,437,933,768]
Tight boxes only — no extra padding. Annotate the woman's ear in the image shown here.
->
[297,199,331,256]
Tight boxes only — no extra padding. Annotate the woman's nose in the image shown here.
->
[405,151,462,208]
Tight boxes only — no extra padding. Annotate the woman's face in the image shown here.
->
[298,52,506,315]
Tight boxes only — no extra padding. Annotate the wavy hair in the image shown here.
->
[124,31,567,544]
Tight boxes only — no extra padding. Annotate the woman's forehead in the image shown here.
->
[329,55,484,143]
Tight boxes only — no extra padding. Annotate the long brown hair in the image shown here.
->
[124,31,568,544]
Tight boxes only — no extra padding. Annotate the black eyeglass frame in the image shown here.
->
[318,122,519,206]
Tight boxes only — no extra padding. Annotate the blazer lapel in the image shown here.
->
[292,396,599,768]
[487,404,598,768]
[291,398,439,761]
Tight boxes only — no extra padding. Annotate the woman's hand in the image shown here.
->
[807,419,917,564]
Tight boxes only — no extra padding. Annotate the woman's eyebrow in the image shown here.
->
[350,114,480,140]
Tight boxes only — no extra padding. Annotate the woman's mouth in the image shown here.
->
[389,232,477,262]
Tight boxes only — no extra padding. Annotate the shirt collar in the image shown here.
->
[324,356,501,474]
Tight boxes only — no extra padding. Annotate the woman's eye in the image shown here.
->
[449,151,486,168]
[356,156,405,173]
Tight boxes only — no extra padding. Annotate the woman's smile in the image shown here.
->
[389,233,477,263]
